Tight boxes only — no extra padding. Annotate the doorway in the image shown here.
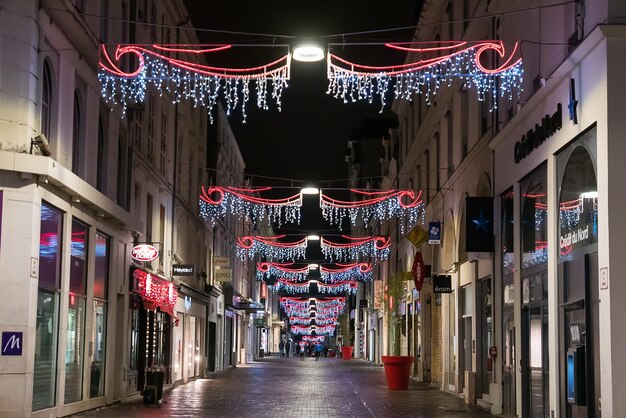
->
[503,303,516,415]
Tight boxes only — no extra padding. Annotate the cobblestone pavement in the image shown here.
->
[73,356,496,418]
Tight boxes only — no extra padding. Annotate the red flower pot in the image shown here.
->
[340,346,354,360]
[381,356,414,390]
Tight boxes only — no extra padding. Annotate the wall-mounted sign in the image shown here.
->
[1,331,23,356]
[466,197,494,253]
[433,275,452,293]
[514,103,562,163]
[184,295,192,311]
[407,224,428,248]
[412,251,426,291]
[173,264,194,276]
[215,269,232,282]
[428,222,441,244]
[213,256,229,268]
[131,244,159,262]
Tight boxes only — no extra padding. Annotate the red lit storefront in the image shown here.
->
[128,268,178,392]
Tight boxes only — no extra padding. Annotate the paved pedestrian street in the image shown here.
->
[73,356,494,418]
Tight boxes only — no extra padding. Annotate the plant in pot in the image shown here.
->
[338,312,353,360]
[380,272,414,390]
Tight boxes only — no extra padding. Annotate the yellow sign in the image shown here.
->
[406,225,428,248]
[214,269,232,282]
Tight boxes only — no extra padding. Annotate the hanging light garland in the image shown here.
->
[327,40,523,111]
[98,44,290,121]
[236,235,307,261]
[317,280,359,295]
[199,186,301,227]
[269,279,311,294]
[256,261,310,281]
[291,324,336,336]
[321,235,390,262]
[302,335,326,343]
[320,189,424,232]
[320,262,373,282]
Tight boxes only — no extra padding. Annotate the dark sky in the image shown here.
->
[184,1,421,188]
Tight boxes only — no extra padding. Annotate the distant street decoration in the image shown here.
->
[320,262,373,282]
[269,279,310,294]
[327,41,523,111]
[291,324,336,336]
[320,189,424,232]
[199,186,301,227]
[256,261,310,281]
[321,235,391,262]
[236,235,307,261]
[317,280,359,295]
[98,44,290,121]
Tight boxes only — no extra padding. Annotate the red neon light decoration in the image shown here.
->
[236,235,307,261]
[320,262,373,282]
[256,261,310,281]
[99,44,291,121]
[132,269,177,316]
[320,189,424,232]
[321,235,391,262]
[199,186,302,227]
[327,40,523,111]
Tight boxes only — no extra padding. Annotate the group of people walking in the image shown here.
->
[279,339,326,360]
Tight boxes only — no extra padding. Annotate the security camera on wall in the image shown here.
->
[172,253,184,264]
[31,134,51,156]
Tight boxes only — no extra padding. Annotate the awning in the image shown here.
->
[131,268,177,318]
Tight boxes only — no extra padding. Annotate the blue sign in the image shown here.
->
[2,331,23,356]
[428,222,441,244]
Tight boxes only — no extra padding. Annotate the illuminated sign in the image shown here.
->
[131,244,159,262]
[132,269,176,316]
[173,264,194,276]
[184,295,192,311]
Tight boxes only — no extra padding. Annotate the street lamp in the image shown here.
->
[292,44,325,62]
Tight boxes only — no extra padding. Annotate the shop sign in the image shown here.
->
[131,244,159,262]
[213,256,229,268]
[560,224,593,253]
[433,275,452,293]
[184,295,192,311]
[1,331,23,356]
[173,264,194,276]
[514,103,562,163]
[428,222,441,244]
[215,269,232,282]
[412,251,426,291]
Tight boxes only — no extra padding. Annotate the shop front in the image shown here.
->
[128,268,177,394]
[173,286,208,383]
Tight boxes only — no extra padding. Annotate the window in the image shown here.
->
[91,232,110,398]
[72,91,82,175]
[146,194,153,243]
[433,132,440,191]
[160,110,167,175]
[147,96,155,161]
[33,203,63,411]
[41,60,53,144]
[117,126,129,208]
[460,88,469,160]
[446,111,453,179]
[424,150,430,204]
[133,183,141,218]
[159,205,165,270]
[97,116,107,192]
[65,218,89,404]
[100,0,108,42]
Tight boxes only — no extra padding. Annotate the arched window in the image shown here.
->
[424,151,430,203]
[41,60,53,142]
[433,132,440,190]
[97,116,107,192]
[72,91,81,174]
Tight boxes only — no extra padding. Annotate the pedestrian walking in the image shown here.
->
[279,340,285,357]
[299,342,306,360]
[314,342,323,361]
[285,339,291,358]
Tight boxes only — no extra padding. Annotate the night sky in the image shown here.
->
[184,1,421,188]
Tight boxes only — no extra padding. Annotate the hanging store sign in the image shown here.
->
[412,252,426,291]
[428,222,441,244]
[213,256,229,268]
[173,264,195,276]
[514,103,562,163]
[433,275,452,293]
[215,269,232,282]
[131,244,159,262]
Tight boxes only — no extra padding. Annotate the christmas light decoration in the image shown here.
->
[132,269,177,316]
[327,40,523,111]
[317,280,359,295]
[321,235,390,262]
[269,279,310,294]
[302,335,326,343]
[320,262,373,282]
[291,324,336,336]
[98,44,290,121]
[320,189,424,232]
[199,186,301,227]
[256,261,310,281]
[236,235,307,261]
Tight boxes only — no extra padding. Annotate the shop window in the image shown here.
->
[41,60,53,144]
[90,232,109,398]
[521,164,548,270]
[33,203,63,410]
